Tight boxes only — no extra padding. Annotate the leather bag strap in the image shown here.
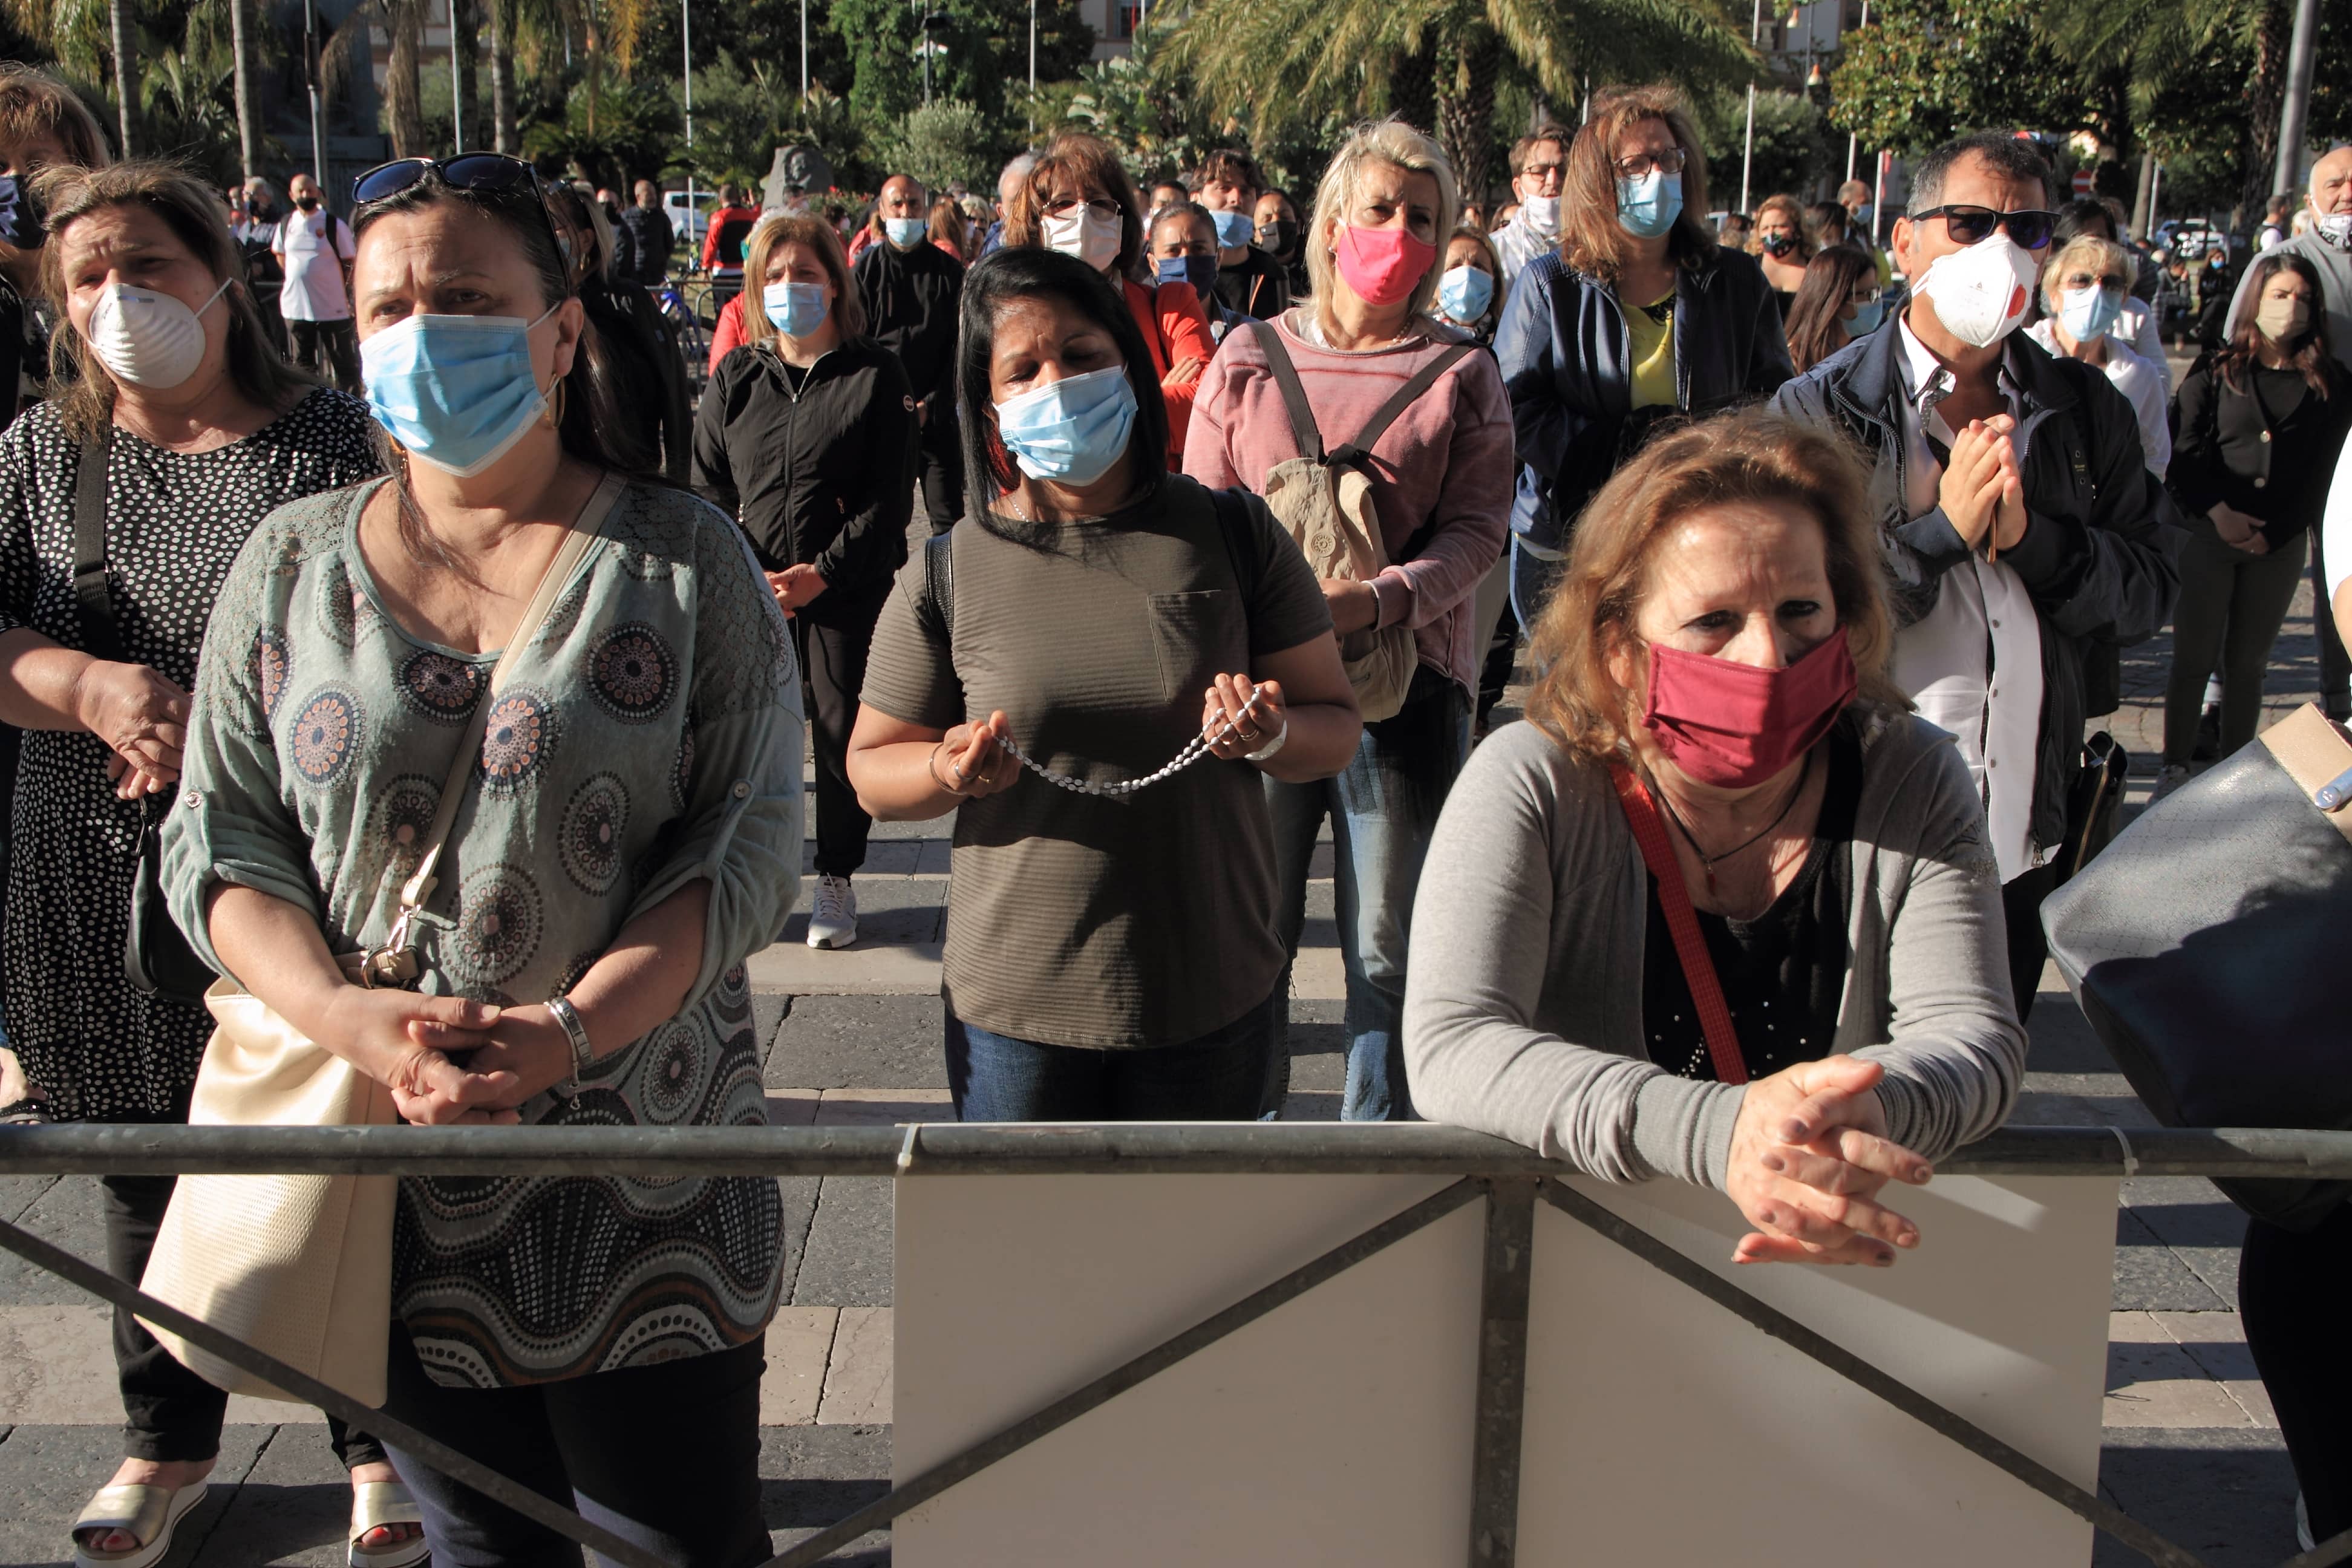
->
[72,427,125,663]
[395,472,621,918]
[1610,763,1749,1086]
[1247,321,1325,463]
[2259,702,2352,849]
[1327,342,1474,471]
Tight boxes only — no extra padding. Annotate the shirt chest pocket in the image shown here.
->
[1147,589,1246,709]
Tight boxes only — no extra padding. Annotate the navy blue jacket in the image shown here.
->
[1494,243,1792,550]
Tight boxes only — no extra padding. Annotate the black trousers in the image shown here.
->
[287,317,360,393]
[1999,863,2059,1024]
[2311,523,2351,716]
[916,414,963,535]
[793,599,882,880]
[103,1170,384,1468]
[2241,1201,2352,1546]
[378,1324,769,1568]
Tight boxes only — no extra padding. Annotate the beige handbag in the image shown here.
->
[138,479,615,1406]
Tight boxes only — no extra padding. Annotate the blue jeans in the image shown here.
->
[947,986,1282,1121]
[1508,535,1568,632]
[1266,667,1469,1122]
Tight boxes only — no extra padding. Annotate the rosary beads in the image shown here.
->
[995,692,1266,797]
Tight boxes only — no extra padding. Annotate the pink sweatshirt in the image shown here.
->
[1181,309,1514,696]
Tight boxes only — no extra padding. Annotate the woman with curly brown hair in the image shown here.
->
[1405,408,2024,1268]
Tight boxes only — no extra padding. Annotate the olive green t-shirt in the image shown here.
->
[861,474,1332,1048]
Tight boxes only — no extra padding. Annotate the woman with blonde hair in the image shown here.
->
[1493,84,1791,629]
[1750,192,1814,320]
[1405,408,2025,1263]
[694,213,915,950]
[0,159,416,1568]
[2025,232,2170,477]
[1184,117,1514,1120]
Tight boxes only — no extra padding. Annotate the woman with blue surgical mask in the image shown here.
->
[848,246,1362,1123]
[693,214,916,952]
[168,151,805,1566]
[1004,131,1215,465]
[1783,244,1884,374]
[0,159,396,1568]
[1493,83,1794,628]
[2025,233,2171,477]
[1434,225,1504,344]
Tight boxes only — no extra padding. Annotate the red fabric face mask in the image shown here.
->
[1641,629,1857,789]
[1334,224,1437,307]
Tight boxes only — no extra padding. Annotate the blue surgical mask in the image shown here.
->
[1210,207,1254,249]
[2057,284,2123,344]
[360,307,561,478]
[883,216,927,248]
[1437,264,1495,324]
[995,365,1138,487]
[1846,298,1884,336]
[1155,253,1218,305]
[0,174,41,250]
[1617,169,1684,240]
[763,280,829,338]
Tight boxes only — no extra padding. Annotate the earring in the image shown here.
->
[544,378,567,429]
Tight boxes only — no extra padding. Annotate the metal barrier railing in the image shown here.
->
[4,1122,2349,1568]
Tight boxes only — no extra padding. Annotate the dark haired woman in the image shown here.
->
[0,160,400,1568]
[1783,245,1883,375]
[846,247,1360,1122]
[695,214,915,952]
[2160,252,2351,789]
[546,176,691,482]
[163,152,805,1564]
[1405,410,2023,1264]
[1494,83,1791,629]
[1749,194,1815,321]
[1003,129,1216,465]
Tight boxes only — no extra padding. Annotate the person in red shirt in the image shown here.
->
[700,182,762,293]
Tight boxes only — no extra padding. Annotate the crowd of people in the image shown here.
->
[4,44,2352,1568]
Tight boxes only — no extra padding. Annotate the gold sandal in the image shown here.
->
[71,1480,209,1568]
[349,1479,430,1568]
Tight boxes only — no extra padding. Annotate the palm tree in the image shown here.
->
[325,0,428,157]
[1168,0,1751,202]
[108,0,136,156]
[229,0,260,179]
[488,0,517,151]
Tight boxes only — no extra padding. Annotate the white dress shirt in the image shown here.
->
[1887,317,2049,884]
[2025,320,2171,477]
[1492,214,1559,289]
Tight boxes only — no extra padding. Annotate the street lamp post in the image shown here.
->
[682,0,696,235]
[1739,0,1765,215]
[448,0,465,152]
[2274,0,2319,198]
[1844,0,1868,182]
[801,0,809,97]
[304,0,327,189]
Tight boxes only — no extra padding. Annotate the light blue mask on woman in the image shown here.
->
[884,216,927,248]
[764,280,829,338]
[1437,264,1495,324]
[995,365,1138,487]
[360,306,560,477]
[1617,169,1684,240]
[1847,298,1885,335]
[2057,284,2123,344]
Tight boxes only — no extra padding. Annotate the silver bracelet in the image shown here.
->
[546,995,595,1101]
[1244,719,1290,763]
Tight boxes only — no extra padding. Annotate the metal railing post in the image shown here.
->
[1469,1177,1537,1566]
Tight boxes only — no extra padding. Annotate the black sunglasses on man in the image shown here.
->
[1910,204,2059,251]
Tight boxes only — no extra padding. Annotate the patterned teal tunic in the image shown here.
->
[163,474,805,1388]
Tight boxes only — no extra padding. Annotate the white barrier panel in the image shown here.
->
[894,1168,2117,1566]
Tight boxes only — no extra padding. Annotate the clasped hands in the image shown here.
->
[325,987,581,1125]
[765,565,829,618]
[1723,1055,1934,1268]
[1937,414,2030,559]
[74,658,188,801]
[2208,503,2272,555]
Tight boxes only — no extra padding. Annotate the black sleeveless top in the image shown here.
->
[1641,720,1862,1082]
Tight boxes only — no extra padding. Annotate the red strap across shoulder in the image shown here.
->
[1610,764,1749,1085]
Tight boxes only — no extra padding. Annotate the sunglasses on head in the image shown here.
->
[351,153,574,277]
[1913,204,2057,250]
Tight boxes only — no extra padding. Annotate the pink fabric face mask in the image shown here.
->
[1334,224,1437,307]
[1641,629,1857,789]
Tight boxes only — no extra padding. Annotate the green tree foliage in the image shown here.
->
[1696,88,1834,213]
[869,96,1004,190]
[522,71,681,188]
[828,0,1094,129]
[1826,0,2079,154]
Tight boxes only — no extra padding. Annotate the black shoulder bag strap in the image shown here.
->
[920,528,955,641]
[73,428,123,661]
[1204,485,1264,607]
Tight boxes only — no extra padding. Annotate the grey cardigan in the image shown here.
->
[1403,710,2026,1189]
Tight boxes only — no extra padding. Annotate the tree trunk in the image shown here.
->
[2236,0,2290,230]
[1435,24,1502,204]
[456,0,478,150]
[109,0,137,158]
[229,0,261,181]
[387,0,427,157]
[489,0,516,154]
[1388,33,1437,135]
[585,0,601,140]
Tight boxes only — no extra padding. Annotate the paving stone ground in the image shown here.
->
[0,479,2326,1565]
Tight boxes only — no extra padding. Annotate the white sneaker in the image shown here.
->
[807,875,858,949]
